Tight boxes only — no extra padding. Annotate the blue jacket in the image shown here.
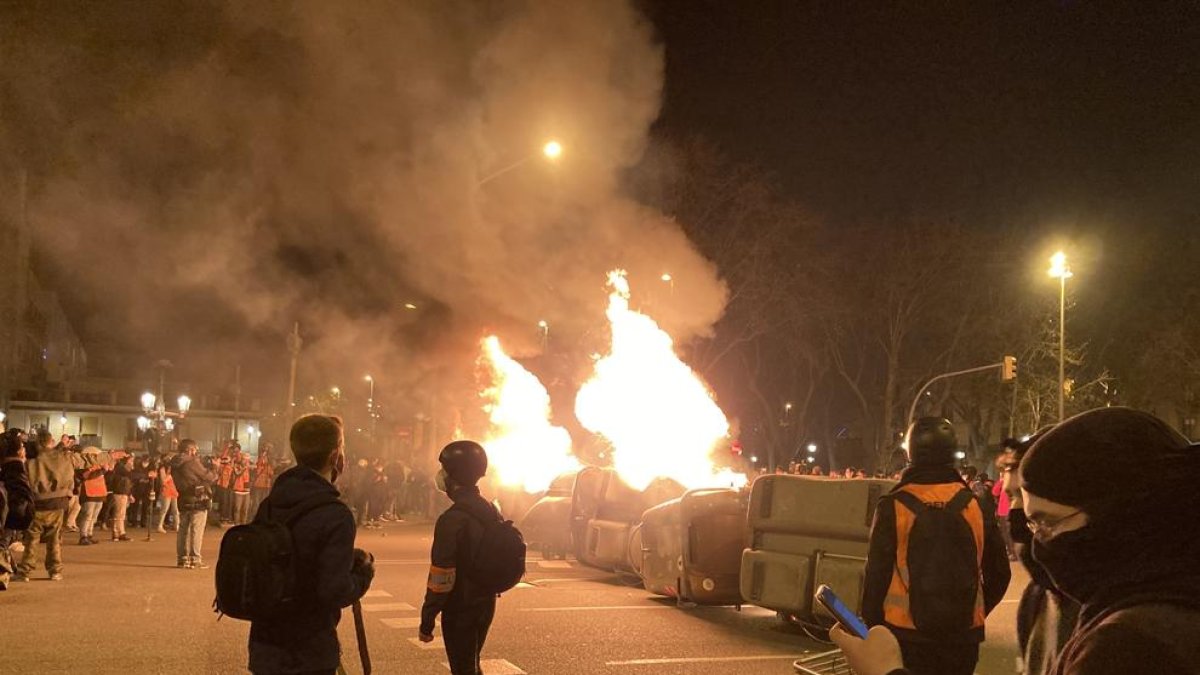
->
[248,466,371,674]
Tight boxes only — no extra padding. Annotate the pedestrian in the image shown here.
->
[77,447,110,545]
[173,439,217,569]
[420,440,514,675]
[836,407,1200,674]
[217,442,237,525]
[109,455,134,542]
[130,456,153,528]
[155,459,180,532]
[64,441,82,534]
[247,414,374,675]
[231,450,252,525]
[250,444,275,516]
[859,417,1010,675]
[14,429,84,581]
[1,431,35,590]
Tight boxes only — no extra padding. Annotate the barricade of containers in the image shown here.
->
[636,488,748,605]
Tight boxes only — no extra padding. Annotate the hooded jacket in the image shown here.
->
[1,459,34,532]
[248,466,372,674]
[172,453,217,511]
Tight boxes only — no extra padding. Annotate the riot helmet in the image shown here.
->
[438,440,488,486]
[905,417,958,466]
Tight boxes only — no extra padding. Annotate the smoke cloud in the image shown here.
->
[0,1,726,422]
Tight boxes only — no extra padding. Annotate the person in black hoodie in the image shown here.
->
[248,414,374,675]
[173,440,217,568]
[835,407,1200,675]
[859,417,1010,675]
[1,432,35,589]
[419,440,502,675]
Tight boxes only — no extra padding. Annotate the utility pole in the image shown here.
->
[285,323,302,431]
[233,364,242,443]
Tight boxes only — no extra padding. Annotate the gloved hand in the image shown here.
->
[352,547,375,582]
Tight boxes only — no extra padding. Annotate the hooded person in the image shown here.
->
[859,417,1011,675]
[834,407,1200,675]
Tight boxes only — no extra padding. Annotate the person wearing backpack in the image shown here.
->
[244,413,375,675]
[419,440,526,675]
[860,417,1011,675]
[173,439,217,569]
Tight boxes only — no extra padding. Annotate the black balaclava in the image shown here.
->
[1020,407,1200,615]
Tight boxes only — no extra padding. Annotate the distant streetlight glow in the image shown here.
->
[542,140,563,159]
[331,386,341,397]
[537,320,548,329]
[137,416,150,431]
[141,392,157,410]
[1047,251,1072,421]
[806,443,818,454]
[404,303,417,310]
[954,450,967,460]
[660,273,672,282]
[177,395,191,414]
[364,374,373,383]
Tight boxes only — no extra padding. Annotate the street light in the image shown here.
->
[542,140,563,159]
[660,273,674,296]
[364,375,377,441]
[478,139,564,186]
[806,443,818,454]
[1048,251,1073,422]
[141,392,157,410]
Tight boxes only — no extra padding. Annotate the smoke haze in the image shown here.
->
[0,1,727,414]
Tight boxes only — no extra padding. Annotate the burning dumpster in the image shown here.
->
[516,471,579,559]
[635,487,748,605]
[739,475,894,624]
[572,467,685,570]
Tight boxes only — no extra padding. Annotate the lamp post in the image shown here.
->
[140,390,191,455]
[477,139,564,186]
[1048,252,1073,422]
[364,375,376,442]
[660,273,674,296]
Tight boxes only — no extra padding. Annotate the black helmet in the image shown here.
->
[438,440,488,484]
[905,417,957,466]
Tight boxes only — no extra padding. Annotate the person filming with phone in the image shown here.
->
[835,407,1200,675]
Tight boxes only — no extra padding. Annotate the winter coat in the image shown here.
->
[110,463,135,496]
[1,459,35,532]
[248,466,371,674]
[26,446,84,509]
[172,454,217,511]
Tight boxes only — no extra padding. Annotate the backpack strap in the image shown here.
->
[946,488,976,515]
[893,489,927,514]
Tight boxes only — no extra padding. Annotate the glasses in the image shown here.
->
[1026,509,1084,540]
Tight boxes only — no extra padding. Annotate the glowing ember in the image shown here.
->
[575,270,744,491]
[479,335,579,493]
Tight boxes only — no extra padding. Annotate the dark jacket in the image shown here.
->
[861,464,1011,644]
[172,453,217,512]
[1,459,35,532]
[110,463,134,496]
[248,466,371,674]
[420,486,499,635]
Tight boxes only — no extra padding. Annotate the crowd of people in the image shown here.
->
[0,428,440,582]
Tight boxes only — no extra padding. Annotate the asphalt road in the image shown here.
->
[2,519,1023,674]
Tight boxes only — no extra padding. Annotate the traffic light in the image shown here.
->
[1001,355,1017,382]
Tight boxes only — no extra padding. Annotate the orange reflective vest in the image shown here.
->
[882,483,987,631]
[82,467,108,499]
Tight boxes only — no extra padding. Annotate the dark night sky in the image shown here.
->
[646,0,1199,229]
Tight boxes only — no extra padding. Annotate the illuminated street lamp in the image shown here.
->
[538,320,549,348]
[478,139,565,186]
[1048,251,1073,422]
[806,443,818,454]
[364,375,377,441]
[140,383,191,454]
[660,273,674,296]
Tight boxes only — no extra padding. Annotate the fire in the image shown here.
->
[479,335,579,493]
[575,270,744,491]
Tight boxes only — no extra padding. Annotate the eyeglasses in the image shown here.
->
[1026,509,1084,540]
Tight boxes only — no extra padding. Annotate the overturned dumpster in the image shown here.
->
[740,475,894,626]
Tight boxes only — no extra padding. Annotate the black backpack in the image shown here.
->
[214,494,340,621]
[454,501,527,595]
[893,488,981,633]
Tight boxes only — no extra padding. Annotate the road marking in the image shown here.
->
[536,560,573,569]
[362,590,393,598]
[519,605,674,612]
[513,582,534,589]
[381,617,422,628]
[408,636,444,650]
[361,602,416,612]
[1000,599,1020,604]
[526,577,612,585]
[443,659,526,674]
[607,654,799,666]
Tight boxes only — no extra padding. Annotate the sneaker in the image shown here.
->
[49,573,63,581]
[178,561,192,569]
[193,561,209,570]
[118,535,132,542]
[78,538,91,546]
[10,574,29,583]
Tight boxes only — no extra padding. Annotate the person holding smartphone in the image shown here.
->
[835,407,1200,675]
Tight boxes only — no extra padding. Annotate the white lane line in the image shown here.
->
[519,605,674,612]
[1000,599,1020,604]
[362,590,393,598]
[443,659,527,674]
[527,577,612,585]
[408,636,445,650]
[536,560,573,569]
[361,602,417,612]
[381,617,422,628]
[607,654,800,666]
[512,582,535,589]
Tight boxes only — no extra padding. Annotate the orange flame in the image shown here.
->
[479,336,579,493]
[575,270,744,491]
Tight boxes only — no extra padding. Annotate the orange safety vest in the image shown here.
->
[231,466,250,493]
[882,483,986,631]
[252,460,274,490]
[218,463,234,488]
[82,468,108,498]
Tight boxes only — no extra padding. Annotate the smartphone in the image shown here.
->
[814,584,870,639]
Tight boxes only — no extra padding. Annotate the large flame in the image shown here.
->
[479,336,579,493]
[575,270,744,491]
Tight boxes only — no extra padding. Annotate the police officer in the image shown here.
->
[860,417,1011,675]
[419,440,500,675]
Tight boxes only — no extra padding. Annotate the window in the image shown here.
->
[80,416,100,435]
[28,414,49,432]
